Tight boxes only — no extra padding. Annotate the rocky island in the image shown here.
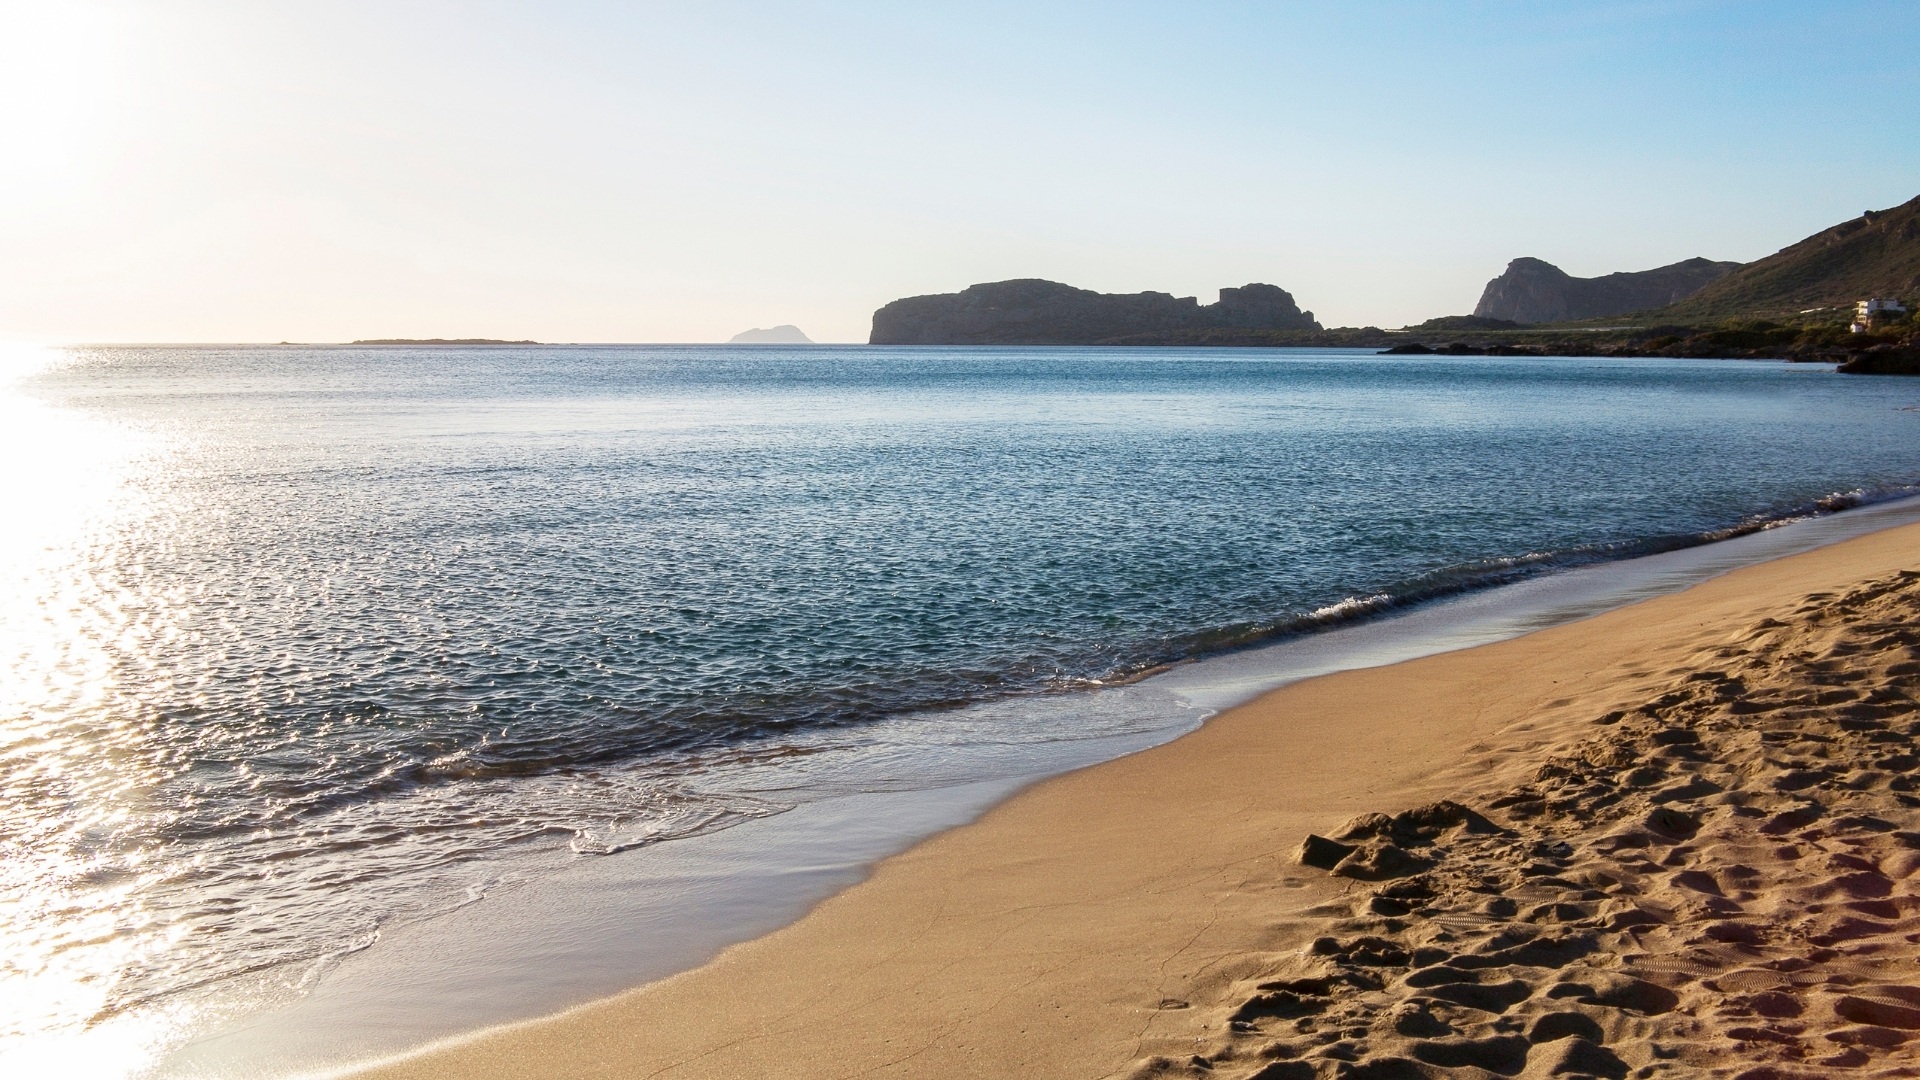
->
[869,279,1320,345]
[729,324,813,344]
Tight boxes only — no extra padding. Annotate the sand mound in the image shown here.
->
[1124,570,1920,1079]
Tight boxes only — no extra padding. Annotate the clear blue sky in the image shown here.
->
[2,1,1915,342]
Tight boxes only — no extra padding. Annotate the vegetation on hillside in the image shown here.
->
[1636,194,1920,323]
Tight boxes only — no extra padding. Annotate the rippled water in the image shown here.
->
[6,344,1920,1072]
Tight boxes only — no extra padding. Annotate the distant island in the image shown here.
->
[350,338,539,345]
[869,279,1319,345]
[729,325,813,344]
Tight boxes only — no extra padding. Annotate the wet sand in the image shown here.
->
[350,520,1920,1080]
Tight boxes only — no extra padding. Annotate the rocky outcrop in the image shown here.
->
[1838,342,1920,375]
[1472,257,1739,324]
[868,279,1319,345]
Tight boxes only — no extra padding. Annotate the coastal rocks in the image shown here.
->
[867,279,1320,345]
[1126,568,1920,1079]
[1837,343,1920,375]
[1472,256,1739,324]
[1380,342,1545,357]
[1370,324,1917,363]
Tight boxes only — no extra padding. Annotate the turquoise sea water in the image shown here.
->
[7,344,1920,1071]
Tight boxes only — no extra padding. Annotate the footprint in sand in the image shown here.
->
[1122,571,1920,1079]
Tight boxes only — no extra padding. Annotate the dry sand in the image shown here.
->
[351,521,1920,1080]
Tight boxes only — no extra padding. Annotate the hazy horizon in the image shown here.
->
[3,1,1916,345]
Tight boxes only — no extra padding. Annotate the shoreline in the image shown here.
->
[326,512,1920,1078]
[68,347,1916,1079]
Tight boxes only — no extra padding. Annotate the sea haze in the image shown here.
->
[7,344,1920,1073]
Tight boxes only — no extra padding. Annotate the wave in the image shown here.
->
[568,788,793,856]
[1128,482,1920,670]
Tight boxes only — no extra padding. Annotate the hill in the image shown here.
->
[868,279,1319,345]
[1472,257,1739,323]
[1651,194,1920,322]
[729,324,813,344]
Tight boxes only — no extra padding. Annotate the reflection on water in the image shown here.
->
[3,344,1920,1074]
[0,345,186,1075]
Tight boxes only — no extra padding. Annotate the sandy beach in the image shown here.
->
[350,520,1920,1080]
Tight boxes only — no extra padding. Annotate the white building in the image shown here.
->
[1852,298,1908,333]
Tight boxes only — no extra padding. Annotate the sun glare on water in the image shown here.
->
[0,344,204,1077]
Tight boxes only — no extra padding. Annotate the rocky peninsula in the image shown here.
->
[1472,258,1738,324]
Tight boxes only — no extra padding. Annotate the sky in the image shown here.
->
[1,1,1916,344]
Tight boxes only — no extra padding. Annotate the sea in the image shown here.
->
[6,343,1920,1077]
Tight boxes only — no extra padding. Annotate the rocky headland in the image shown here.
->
[858,194,1920,369]
[1472,258,1740,324]
[868,279,1320,345]
[1381,194,1920,368]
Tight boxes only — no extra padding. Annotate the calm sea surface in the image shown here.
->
[6,344,1920,1071]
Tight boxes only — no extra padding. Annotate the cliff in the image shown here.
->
[1472,257,1739,324]
[868,279,1319,345]
[1652,194,1920,322]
